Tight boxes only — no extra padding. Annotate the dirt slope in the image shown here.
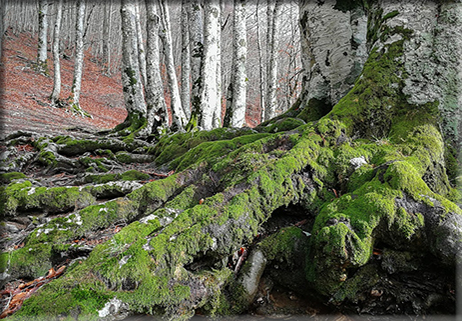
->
[0,29,127,138]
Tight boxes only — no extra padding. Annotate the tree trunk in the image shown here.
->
[102,0,113,73]
[186,1,204,130]
[68,0,91,118]
[144,0,168,135]
[224,0,247,128]
[118,0,147,133]
[157,0,186,131]
[256,0,265,124]
[264,0,281,121]
[134,0,147,87]
[50,0,63,106]
[200,1,221,130]
[180,0,191,120]
[37,0,49,73]
[0,0,5,61]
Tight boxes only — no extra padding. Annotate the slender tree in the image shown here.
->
[37,0,49,73]
[158,0,187,130]
[50,0,64,106]
[68,0,91,117]
[144,0,168,134]
[200,1,221,130]
[102,0,113,73]
[134,0,147,86]
[180,0,191,120]
[0,0,5,61]
[256,0,266,123]
[224,0,247,128]
[118,0,147,133]
[264,0,282,121]
[186,1,204,130]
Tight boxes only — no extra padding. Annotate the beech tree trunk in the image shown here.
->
[200,1,221,130]
[50,0,63,106]
[118,0,147,133]
[134,0,147,87]
[158,0,186,130]
[144,0,168,134]
[224,0,247,128]
[102,0,113,73]
[180,0,191,120]
[68,0,90,117]
[186,1,204,130]
[264,0,282,121]
[36,0,48,73]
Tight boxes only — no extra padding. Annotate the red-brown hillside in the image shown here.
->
[0,29,127,138]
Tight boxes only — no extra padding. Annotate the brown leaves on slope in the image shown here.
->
[0,266,66,319]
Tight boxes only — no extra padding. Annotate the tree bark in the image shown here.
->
[102,0,113,73]
[37,0,49,73]
[180,0,191,120]
[224,0,247,128]
[264,0,281,121]
[118,0,147,133]
[200,1,221,130]
[157,0,186,131]
[134,0,147,87]
[144,0,168,135]
[68,0,91,118]
[50,0,63,106]
[186,1,204,130]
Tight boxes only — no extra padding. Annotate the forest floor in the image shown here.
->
[0,28,127,139]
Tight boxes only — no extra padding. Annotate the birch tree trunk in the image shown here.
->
[118,0,147,133]
[69,0,91,118]
[180,0,191,120]
[264,0,281,121]
[50,0,63,106]
[144,0,168,135]
[200,1,221,130]
[212,0,223,128]
[158,0,186,130]
[37,0,49,73]
[102,0,113,73]
[224,0,247,128]
[135,0,147,87]
[186,1,204,130]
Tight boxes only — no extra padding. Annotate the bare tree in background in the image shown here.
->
[158,0,187,130]
[224,0,247,128]
[50,0,64,106]
[37,0,49,73]
[200,1,221,130]
[135,0,147,86]
[180,0,191,120]
[186,1,204,130]
[264,0,282,121]
[118,0,147,133]
[145,0,168,134]
[68,0,91,117]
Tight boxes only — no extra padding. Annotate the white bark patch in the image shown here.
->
[350,156,368,170]
[98,297,125,318]
[118,255,132,268]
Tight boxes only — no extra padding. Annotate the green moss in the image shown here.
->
[260,117,306,133]
[37,151,57,166]
[0,172,27,185]
[1,181,96,216]
[297,98,332,123]
[258,226,307,265]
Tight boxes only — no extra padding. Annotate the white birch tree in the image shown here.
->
[50,0,63,106]
[158,0,186,130]
[118,0,147,133]
[200,1,220,130]
[145,0,168,134]
[264,0,282,121]
[69,0,91,117]
[224,0,247,128]
[37,0,49,73]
